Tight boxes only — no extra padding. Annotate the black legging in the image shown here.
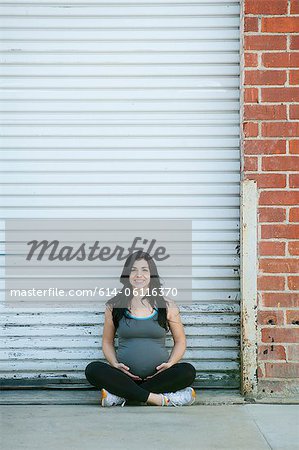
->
[85,361,196,403]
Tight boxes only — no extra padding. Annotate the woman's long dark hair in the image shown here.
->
[106,251,170,331]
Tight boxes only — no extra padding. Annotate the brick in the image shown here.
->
[257,312,283,325]
[289,105,299,120]
[244,105,286,121]
[244,156,258,171]
[258,276,285,291]
[264,362,299,378]
[244,53,258,67]
[289,174,299,187]
[260,191,299,205]
[258,344,286,360]
[262,53,299,68]
[245,35,286,51]
[259,241,285,256]
[245,70,286,86]
[244,16,259,32]
[259,207,286,222]
[258,379,299,394]
[262,293,299,308]
[260,258,299,273]
[289,140,299,154]
[245,0,288,15]
[246,174,286,188]
[288,241,299,255]
[244,140,286,155]
[287,345,299,361]
[262,123,299,138]
[242,0,299,388]
[290,36,299,50]
[262,17,299,33]
[289,71,299,85]
[262,156,299,171]
[286,310,299,326]
[261,224,299,239]
[288,276,299,290]
[291,0,299,14]
[262,328,299,343]
[289,208,299,222]
[257,365,265,379]
[243,122,259,138]
[244,87,259,103]
[262,87,299,102]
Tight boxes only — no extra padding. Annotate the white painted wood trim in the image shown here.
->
[240,179,258,397]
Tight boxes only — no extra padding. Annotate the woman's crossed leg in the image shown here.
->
[85,361,196,405]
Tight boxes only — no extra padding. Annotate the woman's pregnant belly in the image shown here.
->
[117,339,169,379]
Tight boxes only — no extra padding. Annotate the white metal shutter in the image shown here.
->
[0,0,240,389]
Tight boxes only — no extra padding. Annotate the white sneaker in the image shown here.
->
[101,388,126,407]
[163,387,196,407]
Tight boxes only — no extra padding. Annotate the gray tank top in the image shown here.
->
[116,307,169,379]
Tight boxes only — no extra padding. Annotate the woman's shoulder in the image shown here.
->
[163,296,179,308]
[163,296,180,320]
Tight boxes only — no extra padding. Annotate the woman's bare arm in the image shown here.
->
[166,299,187,365]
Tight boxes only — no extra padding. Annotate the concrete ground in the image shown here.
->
[0,391,298,450]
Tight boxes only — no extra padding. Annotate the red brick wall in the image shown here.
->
[243,0,299,396]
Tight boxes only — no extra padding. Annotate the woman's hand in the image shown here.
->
[112,362,142,381]
[144,362,173,380]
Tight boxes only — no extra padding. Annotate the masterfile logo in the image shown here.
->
[26,237,170,262]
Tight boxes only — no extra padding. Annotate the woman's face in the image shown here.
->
[129,258,151,291]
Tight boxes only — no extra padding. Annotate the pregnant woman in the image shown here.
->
[85,250,196,407]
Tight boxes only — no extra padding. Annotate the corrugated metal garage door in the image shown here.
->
[0,0,240,389]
